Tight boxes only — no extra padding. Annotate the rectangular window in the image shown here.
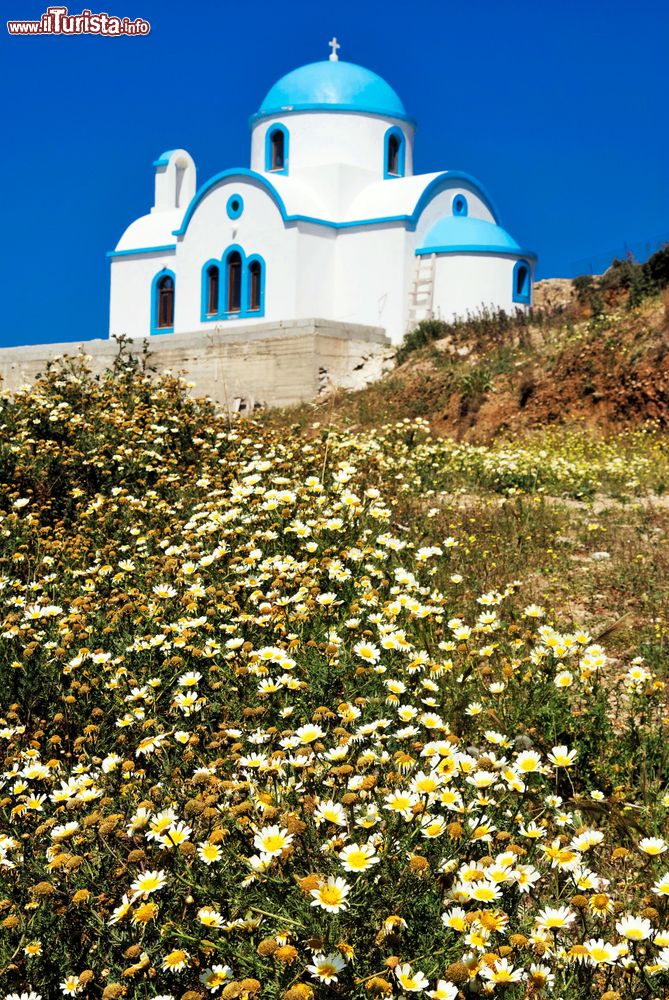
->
[158,286,174,327]
[227,257,241,312]
[271,131,284,171]
[249,262,261,311]
[207,267,219,314]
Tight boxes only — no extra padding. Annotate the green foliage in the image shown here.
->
[397,307,542,365]
[577,244,669,314]
[397,318,447,359]
[644,244,669,289]
[457,365,495,398]
[573,274,596,300]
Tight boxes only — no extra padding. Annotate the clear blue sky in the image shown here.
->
[2,0,667,347]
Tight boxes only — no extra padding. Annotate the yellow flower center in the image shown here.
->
[320,887,343,905]
[166,949,187,966]
[263,834,286,852]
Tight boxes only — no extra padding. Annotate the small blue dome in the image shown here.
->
[417,216,522,254]
[253,59,410,123]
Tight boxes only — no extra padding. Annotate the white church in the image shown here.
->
[108,42,536,347]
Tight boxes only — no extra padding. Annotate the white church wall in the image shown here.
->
[334,225,408,344]
[295,225,337,317]
[288,163,382,217]
[431,254,531,323]
[109,254,176,339]
[251,112,414,178]
[173,179,299,335]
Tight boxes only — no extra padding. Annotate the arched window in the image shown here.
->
[387,135,400,176]
[265,125,289,174]
[157,275,174,328]
[226,251,242,312]
[512,260,531,304]
[206,264,219,315]
[271,130,284,170]
[248,259,262,312]
[151,269,175,334]
[384,127,406,179]
[202,249,265,322]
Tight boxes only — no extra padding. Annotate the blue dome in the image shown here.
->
[417,216,523,255]
[253,60,411,123]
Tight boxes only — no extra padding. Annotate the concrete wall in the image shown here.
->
[0,320,393,411]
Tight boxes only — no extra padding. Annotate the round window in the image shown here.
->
[226,194,244,220]
[453,195,468,217]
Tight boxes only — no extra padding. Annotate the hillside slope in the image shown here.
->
[283,287,669,441]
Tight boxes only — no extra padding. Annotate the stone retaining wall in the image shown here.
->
[0,319,395,411]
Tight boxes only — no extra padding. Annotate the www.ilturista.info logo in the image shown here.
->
[7,6,150,35]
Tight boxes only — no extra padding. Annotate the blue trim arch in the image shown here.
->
[513,260,532,304]
[410,173,500,230]
[150,268,175,335]
[174,170,287,237]
[172,169,504,238]
[384,126,406,179]
[265,123,290,175]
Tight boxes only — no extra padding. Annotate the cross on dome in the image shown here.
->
[328,37,340,61]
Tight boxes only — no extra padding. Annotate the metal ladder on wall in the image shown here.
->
[406,253,436,330]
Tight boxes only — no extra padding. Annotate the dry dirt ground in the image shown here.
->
[285,292,669,443]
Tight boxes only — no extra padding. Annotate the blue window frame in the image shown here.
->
[512,260,531,304]
[384,126,406,179]
[247,255,266,314]
[265,124,289,175]
[151,268,175,334]
[201,246,266,321]
[200,260,220,320]
[452,194,468,216]
[226,194,244,219]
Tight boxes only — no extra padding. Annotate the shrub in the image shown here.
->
[644,244,669,290]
